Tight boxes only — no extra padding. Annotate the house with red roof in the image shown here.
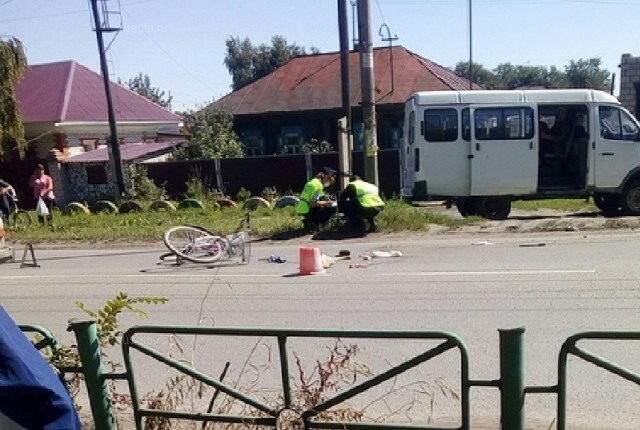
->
[214,46,479,156]
[11,60,185,206]
[15,60,184,160]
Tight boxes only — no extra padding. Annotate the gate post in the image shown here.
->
[499,327,525,430]
[69,320,116,430]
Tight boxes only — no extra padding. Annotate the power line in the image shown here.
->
[119,4,216,94]
[0,8,87,24]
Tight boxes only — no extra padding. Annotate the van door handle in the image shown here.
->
[476,142,480,151]
[530,141,533,149]
[468,154,474,159]
[601,152,614,156]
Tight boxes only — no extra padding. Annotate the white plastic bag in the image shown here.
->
[36,197,49,217]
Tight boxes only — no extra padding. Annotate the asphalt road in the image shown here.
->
[1,230,639,429]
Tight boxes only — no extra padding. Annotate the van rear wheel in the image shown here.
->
[456,197,478,217]
[621,180,640,215]
[476,196,511,220]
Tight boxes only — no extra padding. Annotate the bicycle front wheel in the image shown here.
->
[12,210,32,231]
[163,226,225,264]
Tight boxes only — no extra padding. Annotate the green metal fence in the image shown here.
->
[556,331,640,430]
[18,323,640,430]
[122,326,472,430]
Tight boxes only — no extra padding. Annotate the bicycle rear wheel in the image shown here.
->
[163,226,225,264]
[234,232,251,264]
[11,210,32,231]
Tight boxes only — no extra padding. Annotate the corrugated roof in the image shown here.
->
[15,60,182,123]
[64,140,184,163]
[214,46,481,115]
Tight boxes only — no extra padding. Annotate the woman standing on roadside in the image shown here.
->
[29,164,55,225]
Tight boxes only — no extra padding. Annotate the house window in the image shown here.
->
[81,138,99,151]
[86,165,107,184]
[352,122,364,151]
[241,129,263,156]
[279,126,303,154]
[389,121,403,148]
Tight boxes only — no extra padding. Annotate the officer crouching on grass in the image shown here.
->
[338,175,385,233]
[296,167,338,231]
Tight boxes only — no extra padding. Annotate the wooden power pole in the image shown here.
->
[357,0,379,186]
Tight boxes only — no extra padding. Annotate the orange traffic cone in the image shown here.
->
[299,246,325,275]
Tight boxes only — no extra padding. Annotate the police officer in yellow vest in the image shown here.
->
[338,175,385,233]
[296,167,338,230]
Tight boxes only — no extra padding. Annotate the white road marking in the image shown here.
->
[0,273,317,279]
[380,269,595,276]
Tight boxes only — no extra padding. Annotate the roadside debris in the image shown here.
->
[321,254,335,268]
[519,242,546,247]
[360,249,403,260]
[371,250,402,258]
[472,240,494,246]
[268,255,287,263]
[349,263,368,269]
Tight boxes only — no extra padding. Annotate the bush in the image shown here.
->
[127,164,166,201]
[236,187,251,202]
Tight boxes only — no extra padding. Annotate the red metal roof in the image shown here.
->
[15,60,182,123]
[215,46,481,115]
[64,140,184,163]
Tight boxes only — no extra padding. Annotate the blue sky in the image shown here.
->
[2,0,639,111]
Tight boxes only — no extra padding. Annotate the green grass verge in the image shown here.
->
[512,198,596,212]
[3,198,595,244]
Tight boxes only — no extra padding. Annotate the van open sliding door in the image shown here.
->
[469,104,538,195]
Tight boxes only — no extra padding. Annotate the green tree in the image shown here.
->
[173,107,244,160]
[493,63,554,89]
[121,72,172,109]
[0,36,28,159]
[224,35,308,91]
[454,61,500,89]
[455,57,610,91]
[565,58,611,91]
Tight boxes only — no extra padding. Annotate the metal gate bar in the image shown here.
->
[557,331,640,430]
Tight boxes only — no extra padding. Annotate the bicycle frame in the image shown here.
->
[161,213,251,265]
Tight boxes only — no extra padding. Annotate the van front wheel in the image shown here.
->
[621,180,640,215]
[476,196,511,220]
[593,193,621,215]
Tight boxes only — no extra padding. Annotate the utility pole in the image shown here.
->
[469,0,474,90]
[357,0,379,186]
[338,0,352,187]
[89,0,126,198]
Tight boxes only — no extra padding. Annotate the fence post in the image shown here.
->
[214,158,223,194]
[499,327,525,430]
[69,320,116,430]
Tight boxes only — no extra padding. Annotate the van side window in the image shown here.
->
[462,108,471,141]
[599,106,639,140]
[474,107,534,140]
[424,109,458,142]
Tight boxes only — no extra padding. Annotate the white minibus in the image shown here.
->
[401,89,640,219]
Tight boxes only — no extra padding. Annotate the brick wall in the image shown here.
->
[619,53,640,116]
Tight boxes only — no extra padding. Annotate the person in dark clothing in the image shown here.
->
[338,175,385,233]
[295,167,338,230]
[0,179,14,220]
[541,107,572,155]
